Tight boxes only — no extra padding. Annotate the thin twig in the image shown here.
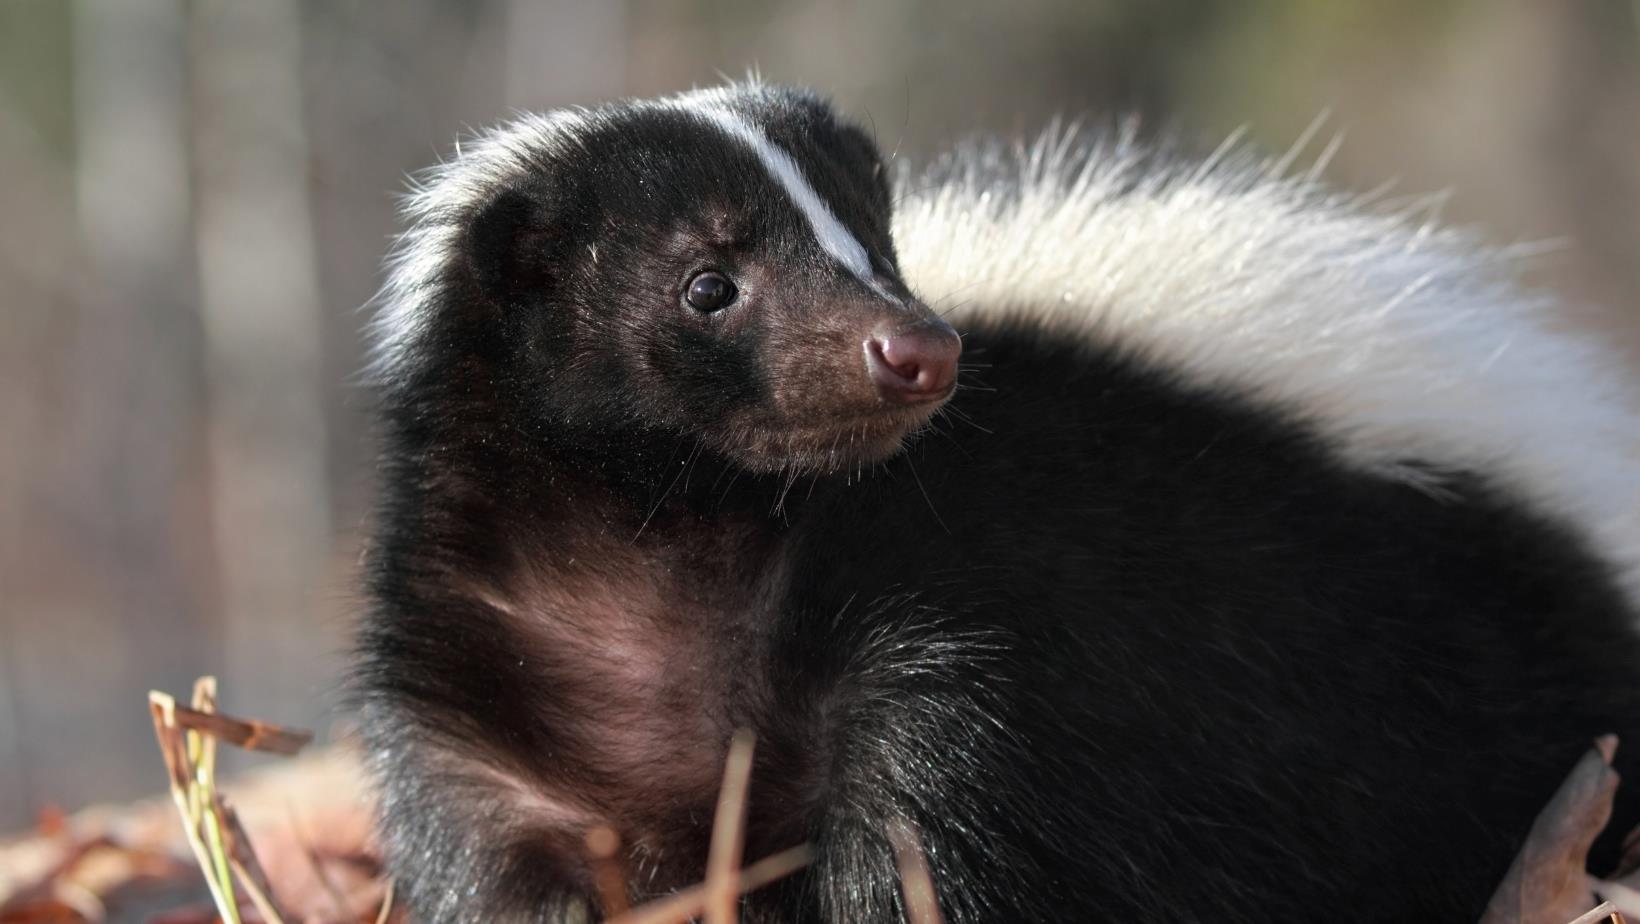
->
[373,879,397,924]
[585,825,630,917]
[219,801,292,924]
[605,845,814,924]
[187,680,240,924]
[888,820,944,924]
[166,704,313,755]
[148,692,239,924]
[1567,901,1623,924]
[149,680,311,924]
[704,730,756,924]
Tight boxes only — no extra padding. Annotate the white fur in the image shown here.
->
[365,108,593,382]
[367,93,1640,606]
[680,98,895,301]
[893,127,1640,606]
[367,90,892,380]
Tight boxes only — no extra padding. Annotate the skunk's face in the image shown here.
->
[457,88,960,474]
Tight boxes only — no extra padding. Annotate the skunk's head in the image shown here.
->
[375,84,960,474]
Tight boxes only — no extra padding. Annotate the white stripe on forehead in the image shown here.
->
[685,102,886,293]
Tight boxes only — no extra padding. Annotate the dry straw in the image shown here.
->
[146,677,1624,924]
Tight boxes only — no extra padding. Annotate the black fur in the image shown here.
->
[355,85,1640,923]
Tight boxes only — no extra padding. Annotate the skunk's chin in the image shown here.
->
[713,399,948,476]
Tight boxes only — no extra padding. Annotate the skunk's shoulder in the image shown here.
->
[894,128,1640,604]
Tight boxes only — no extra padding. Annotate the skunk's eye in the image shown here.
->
[685,271,737,312]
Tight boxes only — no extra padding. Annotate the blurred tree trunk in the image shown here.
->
[190,0,335,750]
[1530,1,1640,361]
[1,0,214,819]
[0,24,80,824]
[505,0,626,108]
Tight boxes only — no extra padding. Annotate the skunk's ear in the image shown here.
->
[466,183,563,300]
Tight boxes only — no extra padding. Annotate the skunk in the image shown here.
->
[354,82,1640,923]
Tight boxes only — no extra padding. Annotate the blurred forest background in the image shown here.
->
[1,0,1637,832]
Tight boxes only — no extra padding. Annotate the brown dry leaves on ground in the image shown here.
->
[0,680,384,924]
[0,679,836,924]
[0,677,1636,924]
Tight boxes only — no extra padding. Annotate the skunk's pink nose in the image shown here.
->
[865,319,961,404]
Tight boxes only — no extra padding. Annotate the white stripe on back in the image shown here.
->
[688,103,891,298]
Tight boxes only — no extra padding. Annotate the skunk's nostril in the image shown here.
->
[865,319,962,405]
[873,341,924,381]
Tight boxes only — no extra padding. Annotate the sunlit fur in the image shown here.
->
[364,108,590,384]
